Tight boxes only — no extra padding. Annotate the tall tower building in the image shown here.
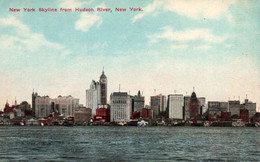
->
[99,69,107,105]
[86,80,100,115]
[188,92,200,120]
[32,91,38,116]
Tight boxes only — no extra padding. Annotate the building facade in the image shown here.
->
[35,95,52,118]
[228,100,240,117]
[188,92,200,120]
[52,95,79,117]
[110,92,131,122]
[74,107,92,125]
[150,94,167,118]
[34,93,79,118]
[131,90,145,113]
[241,99,256,118]
[99,70,107,105]
[168,94,184,119]
[208,101,228,117]
[86,80,100,115]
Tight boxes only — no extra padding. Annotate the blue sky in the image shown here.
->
[0,0,259,111]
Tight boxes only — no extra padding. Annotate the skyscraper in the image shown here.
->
[99,69,107,105]
[168,94,184,119]
[150,94,167,118]
[110,92,131,122]
[188,92,200,120]
[86,80,100,115]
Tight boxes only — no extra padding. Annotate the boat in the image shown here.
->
[117,122,125,126]
[137,120,148,127]
[232,119,246,127]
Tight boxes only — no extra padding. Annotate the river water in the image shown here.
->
[0,126,259,161]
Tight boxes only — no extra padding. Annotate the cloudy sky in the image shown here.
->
[0,0,259,111]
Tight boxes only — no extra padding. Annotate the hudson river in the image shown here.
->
[0,126,259,161]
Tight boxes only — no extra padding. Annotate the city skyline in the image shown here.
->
[0,0,259,111]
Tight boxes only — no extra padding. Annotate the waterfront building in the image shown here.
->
[52,95,79,117]
[241,99,256,118]
[86,80,100,115]
[99,69,107,105]
[188,92,200,120]
[34,93,79,118]
[150,94,167,118]
[35,95,52,118]
[208,101,228,117]
[94,107,110,122]
[74,107,92,125]
[131,90,145,112]
[239,108,249,122]
[219,112,231,121]
[168,94,184,119]
[184,93,206,120]
[228,100,240,117]
[110,92,131,122]
[32,91,38,115]
[140,108,152,119]
[184,96,191,120]
[198,97,206,115]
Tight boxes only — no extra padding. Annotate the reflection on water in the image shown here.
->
[0,126,259,161]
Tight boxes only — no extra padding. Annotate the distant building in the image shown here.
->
[168,94,184,119]
[208,101,228,117]
[52,95,79,117]
[74,107,92,125]
[110,92,131,122]
[239,108,249,122]
[94,107,110,122]
[188,92,200,120]
[228,100,240,117]
[86,80,100,115]
[35,95,52,118]
[150,94,167,118]
[131,90,145,113]
[32,91,37,115]
[99,69,107,105]
[241,99,256,118]
[198,97,206,115]
[184,96,191,120]
[34,93,79,118]
[140,108,152,119]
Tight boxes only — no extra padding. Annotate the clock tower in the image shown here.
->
[99,69,107,105]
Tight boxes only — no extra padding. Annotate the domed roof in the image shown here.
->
[191,92,197,101]
[100,70,107,79]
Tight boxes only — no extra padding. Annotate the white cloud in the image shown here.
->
[75,13,102,32]
[194,45,211,50]
[75,2,105,32]
[0,16,70,54]
[151,26,228,43]
[170,44,188,49]
[132,0,163,23]
[133,0,235,23]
